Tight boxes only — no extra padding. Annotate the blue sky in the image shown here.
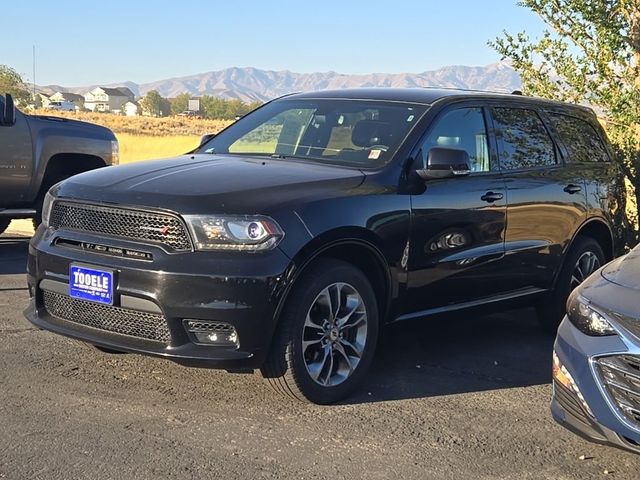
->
[2,1,547,86]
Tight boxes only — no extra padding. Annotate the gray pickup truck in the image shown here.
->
[0,93,118,234]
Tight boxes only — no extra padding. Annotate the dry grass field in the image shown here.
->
[117,134,201,163]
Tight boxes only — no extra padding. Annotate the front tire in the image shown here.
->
[537,236,605,333]
[261,259,379,404]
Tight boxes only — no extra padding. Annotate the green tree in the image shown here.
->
[0,65,31,106]
[171,92,192,115]
[140,90,170,117]
[491,1,640,244]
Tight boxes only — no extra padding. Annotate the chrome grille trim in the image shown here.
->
[43,290,171,343]
[596,355,640,429]
[50,201,192,252]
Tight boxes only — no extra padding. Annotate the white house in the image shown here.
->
[35,92,51,108]
[49,92,85,110]
[123,101,139,116]
[84,87,135,112]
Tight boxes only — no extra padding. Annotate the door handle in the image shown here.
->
[481,192,504,203]
[564,184,582,194]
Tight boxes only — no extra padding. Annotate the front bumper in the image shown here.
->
[552,317,640,454]
[25,225,293,370]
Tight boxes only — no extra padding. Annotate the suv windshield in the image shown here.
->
[198,99,427,167]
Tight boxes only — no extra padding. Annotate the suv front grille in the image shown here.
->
[43,290,171,343]
[50,201,192,252]
[596,355,640,429]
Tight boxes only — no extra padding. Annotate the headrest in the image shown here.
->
[352,120,391,147]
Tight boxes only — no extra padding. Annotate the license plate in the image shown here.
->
[69,265,114,305]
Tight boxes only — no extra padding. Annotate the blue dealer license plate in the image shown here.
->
[69,265,114,305]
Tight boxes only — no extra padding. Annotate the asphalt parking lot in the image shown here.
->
[1,226,638,479]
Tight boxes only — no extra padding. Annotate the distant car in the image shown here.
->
[25,88,625,404]
[177,110,200,118]
[47,101,76,112]
[552,244,640,454]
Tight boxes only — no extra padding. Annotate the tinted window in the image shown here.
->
[492,108,556,169]
[419,107,490,172]
[200,99,426,168]
[548,113,610,163]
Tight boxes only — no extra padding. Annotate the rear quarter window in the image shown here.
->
[548,113,610,163]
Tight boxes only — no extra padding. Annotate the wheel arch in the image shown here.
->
[570,218,614,262]
[274,228,394,332]
[35,153,107,199]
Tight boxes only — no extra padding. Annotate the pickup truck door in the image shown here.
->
[0,100,33,206]
[403,105,508,316]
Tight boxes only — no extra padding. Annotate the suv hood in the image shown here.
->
[601,246,640,290]
[56,154,366,214]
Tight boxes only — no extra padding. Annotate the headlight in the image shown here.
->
[41,191,55,228]
[111,140,119,165]
[184,215,284,252]
[566,292,616,336]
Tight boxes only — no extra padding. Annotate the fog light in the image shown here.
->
[553,351,593,416]
[184,320,239,348]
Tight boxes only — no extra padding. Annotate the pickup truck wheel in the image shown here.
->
[537,236,604,333]
[0,218,10,235]
[261,259,378,404]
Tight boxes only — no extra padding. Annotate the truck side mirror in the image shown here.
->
[1,93,16,127]
[416,147,471,180]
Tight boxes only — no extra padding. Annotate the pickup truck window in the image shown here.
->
[492,108,556,170]
[548,113,610,163]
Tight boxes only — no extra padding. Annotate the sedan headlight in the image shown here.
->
[41,191,55,228]
[184,215,284,252]
[566,292,616,336]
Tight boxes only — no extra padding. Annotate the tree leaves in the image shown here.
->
[491,0,640,243]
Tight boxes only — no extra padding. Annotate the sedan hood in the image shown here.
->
[601,246,640,290]
[56,154,366,214]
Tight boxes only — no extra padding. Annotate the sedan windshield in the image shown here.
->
[198,98,427,168]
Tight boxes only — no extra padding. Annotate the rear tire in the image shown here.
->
[261,259,379,404]
[537,236,605,333]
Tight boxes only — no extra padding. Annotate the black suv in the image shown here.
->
[25,88,624,404]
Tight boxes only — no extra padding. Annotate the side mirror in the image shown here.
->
[199,133,216,146]
[1,93,16,127]
[416,147,471,180]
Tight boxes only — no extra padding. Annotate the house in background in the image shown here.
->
[49,92,85,110]
[84,87,135,112]
[123,101,140,116]
[35,92,51,108]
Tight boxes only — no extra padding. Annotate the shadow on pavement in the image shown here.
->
[348,307,553,404]
[0,238,29,276]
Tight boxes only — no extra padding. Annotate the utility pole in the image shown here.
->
[32,45,36,100]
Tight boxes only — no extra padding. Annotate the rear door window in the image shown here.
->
[547,113,610,163]
[492,108,556,170]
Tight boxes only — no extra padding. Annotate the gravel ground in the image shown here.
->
[1,233,638,480]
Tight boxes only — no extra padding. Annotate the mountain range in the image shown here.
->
[40,63,522,103]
